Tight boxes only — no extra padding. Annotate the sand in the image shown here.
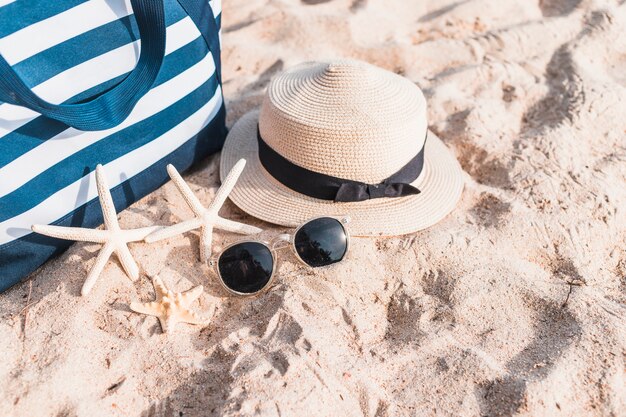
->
[1,0,625,416]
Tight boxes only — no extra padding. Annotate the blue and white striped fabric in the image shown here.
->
[0,0,226,292]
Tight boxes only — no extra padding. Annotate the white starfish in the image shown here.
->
[129,275,210,333]
[145,159,262,262]
[32,164,159,296]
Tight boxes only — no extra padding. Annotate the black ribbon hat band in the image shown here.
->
[257,127,426,203]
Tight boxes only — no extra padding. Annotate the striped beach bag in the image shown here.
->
[0,0,226,292]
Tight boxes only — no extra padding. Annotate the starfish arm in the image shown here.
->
[199,224,214,262]
[152,276,169,300]
[95,165,120,231]
[180,285,204,306]
[159,316,174,333]
[208,159,246,213]
[81,242,114,296]
[31,224,108,243]
[179,309,210,326]
[123,225,163,242]
[129,301,163,317]
[144,218,202,243]
[115,243,140,280]
[167,164,205,216]
[215,217,263,235]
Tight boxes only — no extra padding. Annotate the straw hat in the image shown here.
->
[220,59,464,236]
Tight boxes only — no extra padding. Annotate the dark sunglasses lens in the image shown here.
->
[218,242,274,294]
[294,217,347,267]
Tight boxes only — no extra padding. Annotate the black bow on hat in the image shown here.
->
[257,127,427,203]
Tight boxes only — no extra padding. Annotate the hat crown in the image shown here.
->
[258,60,428,184]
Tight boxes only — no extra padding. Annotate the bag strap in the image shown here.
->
[175,0,221,83]
[0,0,166,131]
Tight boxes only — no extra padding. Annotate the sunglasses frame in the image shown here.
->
[208,216,351,297]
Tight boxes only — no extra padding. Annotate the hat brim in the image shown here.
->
[220,110,465,236]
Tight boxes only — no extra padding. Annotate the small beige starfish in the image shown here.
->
[129,275,210,332]
[145,159,262,262]
[32,165,159,296]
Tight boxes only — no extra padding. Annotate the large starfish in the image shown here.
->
[145,159,262,262]
[32,165,159,296]
[129,275,210,333]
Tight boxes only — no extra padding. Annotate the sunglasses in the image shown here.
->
[208,216,350,296]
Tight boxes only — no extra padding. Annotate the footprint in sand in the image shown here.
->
[477,294,581,417]
[539,0,583,17]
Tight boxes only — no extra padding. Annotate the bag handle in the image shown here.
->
[176,0,221,83]
[0,0,167,131]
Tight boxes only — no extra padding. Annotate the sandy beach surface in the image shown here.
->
[1,0,625,416]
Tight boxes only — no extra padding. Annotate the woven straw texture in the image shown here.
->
[221,60,464,236]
